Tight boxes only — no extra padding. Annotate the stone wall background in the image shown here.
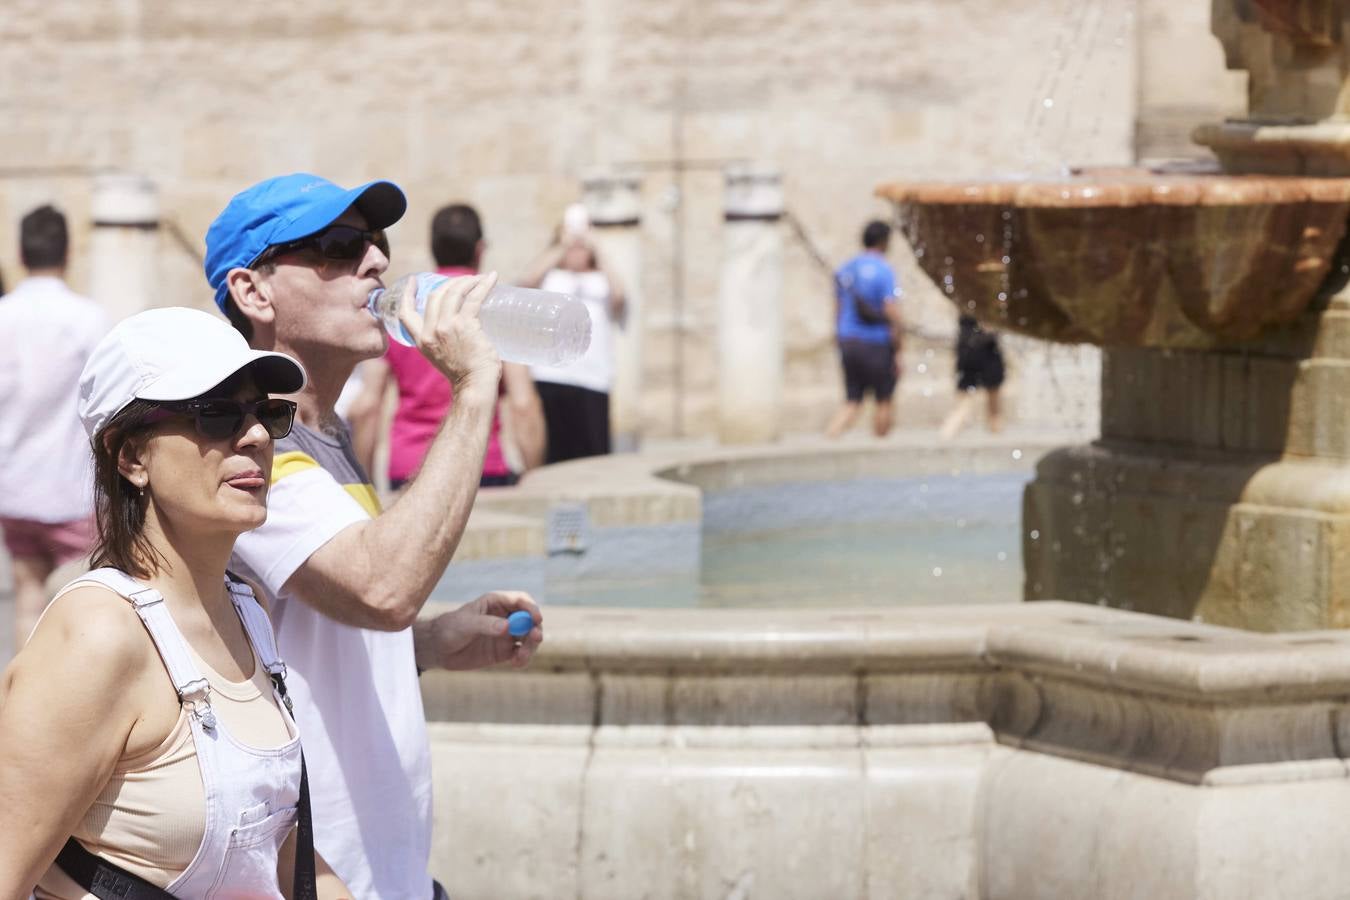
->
[0,0,1244,438]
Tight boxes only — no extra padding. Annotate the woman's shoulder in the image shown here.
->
[25,580,155,677]
[2,580,172,780]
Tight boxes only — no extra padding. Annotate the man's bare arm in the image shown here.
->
[280,391,494,631]
[279,275,500,632]
[886,300,904,347]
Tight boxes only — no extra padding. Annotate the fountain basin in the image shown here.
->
[878,169,1350,349]
[422,601,1350,898]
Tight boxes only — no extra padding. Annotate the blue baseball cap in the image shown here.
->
[204,173,407,312]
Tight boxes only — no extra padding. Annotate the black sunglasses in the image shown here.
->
[253,225,389,267]
[144,398,298,441]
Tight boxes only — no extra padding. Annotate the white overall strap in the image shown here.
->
[225,579,287,678]
[76,567,216,730]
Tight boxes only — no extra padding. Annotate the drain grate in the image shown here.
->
[547,503,589,555]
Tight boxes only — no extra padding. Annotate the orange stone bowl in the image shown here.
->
[878,168,1350,348]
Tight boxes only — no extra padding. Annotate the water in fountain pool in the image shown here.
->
[549,471,1031,608]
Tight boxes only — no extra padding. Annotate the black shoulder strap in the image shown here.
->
[839,273,890,326]
[271,667,317,900]
[294,754,317,900]
[55,839,177,899]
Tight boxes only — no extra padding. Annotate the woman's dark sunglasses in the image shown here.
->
[144,398,297,441]
[252,225,389,267]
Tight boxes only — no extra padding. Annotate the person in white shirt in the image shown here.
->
[0,205,110,645]
[205,173,544,900]
[518,208,626,462]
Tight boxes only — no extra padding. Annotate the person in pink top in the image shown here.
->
[351,204,544,488]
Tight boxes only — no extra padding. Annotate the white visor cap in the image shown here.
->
[78,307,306,439]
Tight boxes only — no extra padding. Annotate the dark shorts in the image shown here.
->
[536,382,611,464]
[957,345,1005,392]
[839,339,897,402]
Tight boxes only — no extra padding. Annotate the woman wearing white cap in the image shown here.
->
[0,308,349,898]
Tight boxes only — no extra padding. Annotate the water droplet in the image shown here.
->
[975,233,985,243]
[997,551,1008,561]
[1043,97,1054,109]
[1030,529,1040,540]
[1001,256,1011,265]
[917,362,928,374]
[997,292,1008,301]
[1072,492,1084,505]
[932,567,943,577]
[1011,449,1023,460]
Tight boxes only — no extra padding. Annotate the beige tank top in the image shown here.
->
[35,637,295,898]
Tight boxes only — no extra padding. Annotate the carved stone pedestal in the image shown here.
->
[1025,288,1350,629]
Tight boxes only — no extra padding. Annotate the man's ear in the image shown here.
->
[227,267,277,328]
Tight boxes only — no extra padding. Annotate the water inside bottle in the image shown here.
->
[367,275,592,366]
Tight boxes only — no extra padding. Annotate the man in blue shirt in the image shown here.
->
[825,220,903,437]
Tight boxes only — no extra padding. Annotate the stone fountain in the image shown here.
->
[412,6,1350,898]
[881,0,1350,631]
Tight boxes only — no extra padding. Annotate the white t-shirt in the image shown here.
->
[230,422,433,900]
[0,276,108,522]
[529,268,616,394]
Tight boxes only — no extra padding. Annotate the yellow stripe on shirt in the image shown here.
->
[343,483,383,517]
[273,450,382,516]
[272,451,321,482]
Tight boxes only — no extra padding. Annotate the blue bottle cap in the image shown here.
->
[507,610,535,637]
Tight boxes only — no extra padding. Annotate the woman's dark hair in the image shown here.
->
[90,400,166,578]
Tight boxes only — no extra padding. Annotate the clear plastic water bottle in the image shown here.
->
[368,272,592,367]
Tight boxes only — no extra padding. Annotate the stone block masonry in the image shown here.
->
[0,0,1227,436]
